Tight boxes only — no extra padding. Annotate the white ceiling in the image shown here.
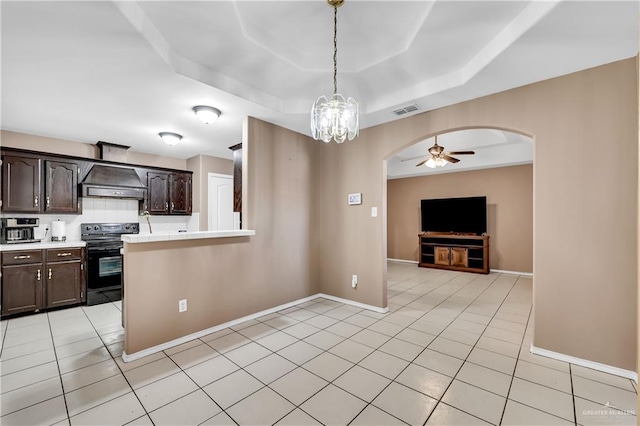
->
[387,129,533,179]
[1,1,637,176]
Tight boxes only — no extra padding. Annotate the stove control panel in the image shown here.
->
[81,222,140,236]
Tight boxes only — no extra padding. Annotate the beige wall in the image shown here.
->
[0,130,187,170]
[314,58,637,371]
[186,155,234,231]
[124,118,321,354]
[387,165,533,273]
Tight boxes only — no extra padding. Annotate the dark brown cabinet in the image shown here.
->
[1,265,43,316]
[147,172,170,214]
[45,161,78,213]
[1,155,79,214]
[229,143,242,213]
[170,172,192,214]
[2,156,42,212]
[1,247,85,317]
[46,248,84,308]
[146,171,191,215]
[1,249,44,316]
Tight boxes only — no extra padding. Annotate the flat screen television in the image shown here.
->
[421,196,487,235]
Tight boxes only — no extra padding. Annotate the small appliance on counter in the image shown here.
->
[51,220,67,242]
[0,218,41,244]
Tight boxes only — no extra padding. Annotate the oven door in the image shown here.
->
[87,245,123,292]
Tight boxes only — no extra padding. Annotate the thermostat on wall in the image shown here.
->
[348,193,362,205]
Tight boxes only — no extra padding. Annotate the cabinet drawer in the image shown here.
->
[47,248,82,262]
[2,250,44,265]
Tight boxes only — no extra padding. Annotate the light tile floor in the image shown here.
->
[1,263,637,425]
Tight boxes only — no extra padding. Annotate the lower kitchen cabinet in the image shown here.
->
[1,247,85,317]
[1,263,43,316]
[46,248,84,309]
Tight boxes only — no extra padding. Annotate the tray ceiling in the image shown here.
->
[1,1,637,176]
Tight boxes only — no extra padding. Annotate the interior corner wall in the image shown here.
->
[312,58,637,371]
[387,165,533,273]
[124,117,321,354]
[186,155,233,231]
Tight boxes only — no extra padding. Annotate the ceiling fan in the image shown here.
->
[402,135,475,168]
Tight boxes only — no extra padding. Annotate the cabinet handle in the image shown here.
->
[34,196,39,207]
[171,202,174,210]
[113,191,123,195]
[46,196,50,208]
[165,202,168,211]
[57,252,72,257]
[48,268,52,280]
[13,255,31,260]
[37,269,41,281]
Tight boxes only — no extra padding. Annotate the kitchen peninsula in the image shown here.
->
[121,229,257,360]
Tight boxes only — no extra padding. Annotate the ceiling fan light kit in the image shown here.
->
[310,0,359,144]
[416,135,475,168]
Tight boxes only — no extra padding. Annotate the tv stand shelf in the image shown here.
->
[418,233,489,274]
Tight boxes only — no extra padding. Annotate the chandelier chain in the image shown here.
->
[333,5,338,95]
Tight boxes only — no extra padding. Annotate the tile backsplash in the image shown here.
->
[1,198,199,241]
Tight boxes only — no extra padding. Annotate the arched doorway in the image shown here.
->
[384,128,533,275]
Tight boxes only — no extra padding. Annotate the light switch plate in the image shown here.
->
[371,207,378,217]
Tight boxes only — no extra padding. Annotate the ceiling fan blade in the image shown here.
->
[446,150,475,155]
[415,159,428,167]
[442,155,460,163]
[400,155,428,162]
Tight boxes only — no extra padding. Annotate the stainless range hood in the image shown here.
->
[81,165,146,200]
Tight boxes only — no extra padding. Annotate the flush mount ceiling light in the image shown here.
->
[192,105,221,124]
[159,132,183,146]
[310,0,359,144]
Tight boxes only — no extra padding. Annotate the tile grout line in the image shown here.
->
[570,363,578,426]
[497,275,534,426]
[45,310,72,425]
[421,273,520,425]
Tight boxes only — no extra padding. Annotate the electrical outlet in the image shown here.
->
[178,299,187,312]
[352,275,358,288]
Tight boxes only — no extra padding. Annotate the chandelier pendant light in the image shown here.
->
[310,0,359,144]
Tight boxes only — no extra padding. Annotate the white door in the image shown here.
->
[208,173,238,231]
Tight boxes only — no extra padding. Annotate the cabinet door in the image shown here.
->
[229,144,242,213]
[451,247,469,267]
[147,172,169,214]
[46,261,82,308]
[45,161,78,213]
[169,173,191,214]
[1,264,43,316]
[2,156,42,212]
[434,247,451,265]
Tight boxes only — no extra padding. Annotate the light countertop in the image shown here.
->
[121,230,255,243]
[0,241,86,251]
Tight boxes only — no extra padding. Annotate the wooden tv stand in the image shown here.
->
[418,233,489,274]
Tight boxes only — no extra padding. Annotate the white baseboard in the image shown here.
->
[386,259,533,277]
[492,269,533,277]
[387,258,418,264]
[316,293,389,314]
[123,293,388,363]
[531,344,638,383]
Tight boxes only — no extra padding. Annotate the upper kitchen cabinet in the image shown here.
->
[147,172,170,214]
[1,155,80,214]
[146,171,192,215]
[170,172,192,214]
[2,155,42,212]
[45,161,79,213]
